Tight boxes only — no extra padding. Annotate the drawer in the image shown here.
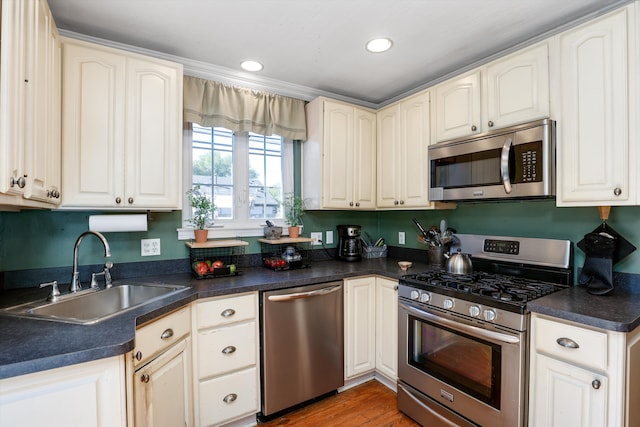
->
[533,315,608,370]
[198,321,257,379]
[198,367,259,426]
[196,292,257,329]
[133,306,191,367]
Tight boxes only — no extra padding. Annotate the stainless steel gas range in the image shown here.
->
[397,234,573,427]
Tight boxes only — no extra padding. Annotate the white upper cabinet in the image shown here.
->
[554,4,637,206]
[377,90,436,209]
[433,42,550,143]
[0,0,61,207]
[484,43,550,130]
[61,37,183,209]
[433,70,482,143]
[303,97,376,210]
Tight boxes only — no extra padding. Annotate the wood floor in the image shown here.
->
[259,380,420,426]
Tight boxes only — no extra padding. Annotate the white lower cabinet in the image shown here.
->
[192,292,260,427]
[0,356,126,427]
[129,306,193,427]
[529,313,640,427]
[344,276,398,383]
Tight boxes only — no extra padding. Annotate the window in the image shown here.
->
[182,123,293,237]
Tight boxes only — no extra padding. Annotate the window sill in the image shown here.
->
[177,223,292,240]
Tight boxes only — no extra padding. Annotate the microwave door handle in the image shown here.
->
[500,138,513,194]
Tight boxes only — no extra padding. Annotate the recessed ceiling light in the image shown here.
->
[366,38,393,53]
[240,60,263,72]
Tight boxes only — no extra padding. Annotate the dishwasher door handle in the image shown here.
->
[267,284,342,301]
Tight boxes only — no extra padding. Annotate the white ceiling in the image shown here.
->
[48,0,628,107]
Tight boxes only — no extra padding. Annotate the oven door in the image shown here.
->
[398,302,527,427]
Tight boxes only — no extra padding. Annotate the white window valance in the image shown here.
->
[183,75,307,140]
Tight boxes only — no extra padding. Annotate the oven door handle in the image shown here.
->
[400,303,520,344]
[500,137,513,194]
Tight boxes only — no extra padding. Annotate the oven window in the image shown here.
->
[408,315,501,408]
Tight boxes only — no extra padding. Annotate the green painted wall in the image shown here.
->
[1,202,639,274]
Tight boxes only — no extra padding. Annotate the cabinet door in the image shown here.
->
[25,0,61,205]
[0,357,126,427]
[376,104,401,208]
[125,57,182,208]
[133,337,193,427]
[0,0,29,197]
[434,70,481,142]
[61,39,126,207]
[400,91,431,207]
[530,353,607,427]
[352,108,377,209]
[485,42,549,129]
[556,8,634,205]
[344,277,376,378]
[322,100,354,208]
[375,278,398,381]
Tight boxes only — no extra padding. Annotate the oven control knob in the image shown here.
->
[469,305,481,317]
[483,309,497,322]
[419,292,431,303]
[410,290,420,300]
[443,299,454,310]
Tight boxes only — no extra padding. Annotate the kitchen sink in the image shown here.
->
[0,283,189,325]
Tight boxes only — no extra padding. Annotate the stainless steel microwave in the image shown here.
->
[429,119,556,202]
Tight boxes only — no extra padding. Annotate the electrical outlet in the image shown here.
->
[325,230,334,245]
[398,231,406,245]
[141,238,161,256]
[310,232,322,246]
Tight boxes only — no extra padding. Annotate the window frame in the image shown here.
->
[178,123,293,240]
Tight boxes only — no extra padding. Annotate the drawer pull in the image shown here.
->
[160,328,174,340]
[592,379,601,390]
[223,393,238,403]
[222,345,237,355]
[134,351,143,361]
[556,337,579,349]
[221,308,236,318]
[140,373,150,383]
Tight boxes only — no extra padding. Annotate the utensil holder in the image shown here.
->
[427,246,445,267]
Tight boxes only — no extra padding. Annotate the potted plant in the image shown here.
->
[283,194,305,238]
[186,185,216,243]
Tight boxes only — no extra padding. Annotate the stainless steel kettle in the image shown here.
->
[444,249,473,274]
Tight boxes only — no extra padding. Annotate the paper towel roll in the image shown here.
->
[89,214,148,232]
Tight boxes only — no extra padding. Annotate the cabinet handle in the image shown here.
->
[614,187,622,196]
[471,125,477,132]
[115,197,122,204]
[592,379,601,390]
[394,200,399,206]
[349,201,354,207]
[222,345,237,355]
[488,121,494,127]
[134,351,143,361]
[10,176,26,189]
[160,328,174,340]
[400,200,405,205]
[223,393,238,404]
[140,373,150,383]
[556,337,579,349]
[355,202,360,207]
[221,308,236,317]
[128,197,134,204]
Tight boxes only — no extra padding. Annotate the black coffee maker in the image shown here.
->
[337,225,362,262]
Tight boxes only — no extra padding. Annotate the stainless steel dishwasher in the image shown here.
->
[260,281,344,418]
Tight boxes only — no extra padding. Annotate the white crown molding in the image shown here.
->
[57,29,378,110]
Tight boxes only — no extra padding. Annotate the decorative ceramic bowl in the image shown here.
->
[263,226,283,240]
[398,261,413,271]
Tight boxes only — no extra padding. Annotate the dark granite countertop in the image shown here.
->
[527,278,640,333]
[0,257,425,380]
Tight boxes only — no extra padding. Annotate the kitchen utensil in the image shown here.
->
[440,219,447,236]
[443,249,473,274]
[364,231,376,246]
[412,218,431,242]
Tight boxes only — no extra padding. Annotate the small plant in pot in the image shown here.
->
[186,185,216,243]
[283,194,305,238]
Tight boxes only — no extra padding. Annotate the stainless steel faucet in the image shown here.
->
[70,231,112,292]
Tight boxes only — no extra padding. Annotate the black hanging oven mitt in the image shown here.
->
[578,232,617,295]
